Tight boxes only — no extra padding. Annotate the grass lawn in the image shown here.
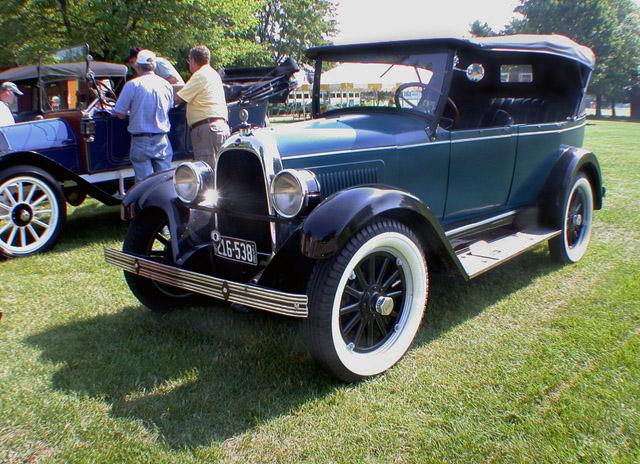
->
[1,120,639,463]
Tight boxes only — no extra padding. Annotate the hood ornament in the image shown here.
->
[239,108,251,136]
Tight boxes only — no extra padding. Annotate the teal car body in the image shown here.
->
[108,35,605,382]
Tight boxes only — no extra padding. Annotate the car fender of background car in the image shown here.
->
[105,34,605,382]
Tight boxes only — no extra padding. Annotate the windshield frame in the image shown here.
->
[311,49,455,133]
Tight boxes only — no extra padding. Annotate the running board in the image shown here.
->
[456,227,561,279]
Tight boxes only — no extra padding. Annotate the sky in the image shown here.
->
[333,0,640,44]
[333,0,526,43]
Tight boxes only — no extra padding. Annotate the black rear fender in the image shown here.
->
[539,145,604,227]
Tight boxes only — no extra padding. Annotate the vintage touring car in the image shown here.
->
[106,35,605,382]
[0,54,298,257]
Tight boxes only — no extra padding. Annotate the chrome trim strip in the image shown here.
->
[284,122,586,160]
[445,210,518,238]
[105,248,308,318]
[517,122,586,137]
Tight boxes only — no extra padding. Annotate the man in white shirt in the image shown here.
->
[0,82,23,126]
[125,47,184,85]
[114,50,174,182]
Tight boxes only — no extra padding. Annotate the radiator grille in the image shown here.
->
[216,150,272,253]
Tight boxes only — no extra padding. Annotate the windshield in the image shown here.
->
[316,52,449,117]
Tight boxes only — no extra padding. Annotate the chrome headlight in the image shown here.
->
[173,162,213,204]
[270,169,320,218]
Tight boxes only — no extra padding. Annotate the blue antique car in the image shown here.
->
[106,35,605,382]
[0,56,298,257]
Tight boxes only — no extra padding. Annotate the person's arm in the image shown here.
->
[166,75,180,85]
[176,73,201,106]
[156,58,184,86]
[113,82,133,119]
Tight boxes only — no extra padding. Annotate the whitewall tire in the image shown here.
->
[305,219,428,382]
[549,174,594,263]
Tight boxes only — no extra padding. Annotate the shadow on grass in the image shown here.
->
[53,202,126,253]
[26,247,562,448]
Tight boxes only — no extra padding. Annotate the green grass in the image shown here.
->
[1,120,639,463]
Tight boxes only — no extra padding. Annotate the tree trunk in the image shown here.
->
[610,99,616,118]
[631,86,640,121]
[595,95,603,118]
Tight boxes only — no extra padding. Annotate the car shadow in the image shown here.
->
[26,247,562,449]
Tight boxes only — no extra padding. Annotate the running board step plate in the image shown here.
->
[457,227,561,279]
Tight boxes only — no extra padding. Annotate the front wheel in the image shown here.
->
[549,173,594,263]
[123,208,201,313]
[305,219,429,382]
[0,168,66,257]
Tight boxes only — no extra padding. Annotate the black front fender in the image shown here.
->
[300,185,464,275]
[122,170,211,265]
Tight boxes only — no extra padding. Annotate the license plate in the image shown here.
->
[214,235,258,265]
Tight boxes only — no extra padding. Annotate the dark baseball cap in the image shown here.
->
[124,47,141,63]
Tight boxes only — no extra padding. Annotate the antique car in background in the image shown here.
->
[106,35,605,382]
[0,54,299,257]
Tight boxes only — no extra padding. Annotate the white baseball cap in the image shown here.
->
[135,49,156,65]
[1,81,23,96]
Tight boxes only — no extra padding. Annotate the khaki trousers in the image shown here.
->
[190,119,230,168]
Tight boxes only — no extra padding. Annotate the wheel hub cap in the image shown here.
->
[375,296,394,316]
[572,214,583,226]
[11,204,33,227]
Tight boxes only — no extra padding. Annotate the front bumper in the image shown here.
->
[105,248,308,318]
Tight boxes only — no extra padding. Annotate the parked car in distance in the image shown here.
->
[106,35,605,382]
[0,53,299,257]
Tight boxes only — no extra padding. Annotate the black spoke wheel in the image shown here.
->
[123,208,200,313]
[549,173,594,264]
[305,219,429,382]
[338,251,406,353]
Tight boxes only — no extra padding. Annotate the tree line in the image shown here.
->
[470,0,640,119]
[0,0,337,70]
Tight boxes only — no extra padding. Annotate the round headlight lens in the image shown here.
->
[174,164,201,203]
[271,170,305,218]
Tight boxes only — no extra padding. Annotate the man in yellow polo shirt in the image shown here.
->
[175,45,230,167]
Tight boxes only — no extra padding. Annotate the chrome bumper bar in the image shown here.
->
[104,248,308,318]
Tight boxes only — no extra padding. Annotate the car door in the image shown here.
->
[443,125,517,222]
[87,111,131,172]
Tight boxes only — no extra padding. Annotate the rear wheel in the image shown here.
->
[123,208,200,313]
[305,219,429,382]
[549,173,594,263]
[0,167,66,257]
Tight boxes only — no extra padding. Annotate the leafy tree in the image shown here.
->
[0,0,265,69]
[469,20,497,37]
[256,0,338,64]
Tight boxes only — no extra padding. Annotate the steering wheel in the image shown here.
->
[394,82,460,128]
[440,97,460,130]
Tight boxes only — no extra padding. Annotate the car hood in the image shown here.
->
[271,112,430,158]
